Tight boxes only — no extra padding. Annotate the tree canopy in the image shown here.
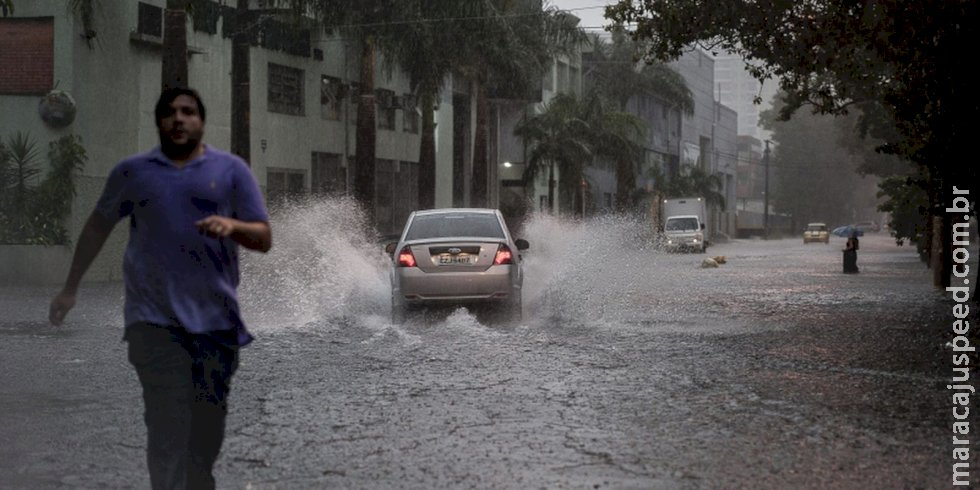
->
[584,28,692,115]
[607,0,977,287]
[760,95,879,229]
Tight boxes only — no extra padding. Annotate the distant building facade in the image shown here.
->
[578,41,684,217]
[669,49,738,238]
[714,51,779,143]
[1,0,558,283]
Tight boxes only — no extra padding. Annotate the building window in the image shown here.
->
[266,168,305,206]
[375,159,419,235]
[543,60,555,92]
[137,2,163,38]
[268,63,304,116]
[402,94,419,134]
[376,89,396,130]
[311,152,345,195]
[0,17,54,95]
[557,61,569,93]
[320,75,343,121]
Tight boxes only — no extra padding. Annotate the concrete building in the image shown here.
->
[715,51,787,237]
[714,51,779,143]
[2,1,561,283]
[714,102,738,237]
[493,50,583,223]
[735,135,766,237]
[669,49,739,239]
[578,40,684,217]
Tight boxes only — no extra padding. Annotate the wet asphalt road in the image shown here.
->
[0,219,972,489]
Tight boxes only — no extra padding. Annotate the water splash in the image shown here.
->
[238,204,678,334]
[239,196,390,332]
[520,213,666,325]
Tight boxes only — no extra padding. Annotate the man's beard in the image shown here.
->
[160,135,201,160]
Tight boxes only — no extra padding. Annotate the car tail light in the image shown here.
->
[493,244,514,265]
[398,247,417,267]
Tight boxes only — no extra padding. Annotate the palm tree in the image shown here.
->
[382,1,587,210]
[385,1,495,210]
[384,2,454,209]
[454,1,589,208]
[648,164,725,210]
[513,93,593,213]
[230,0,250,162]
[162,0,190,89]
[641,164,724,233]
[585,28,694,208]
[585,97,647,211]
[299,0,409,223]
[515,92,645,215]
[585,28,693,114]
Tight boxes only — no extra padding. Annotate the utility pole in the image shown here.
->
[763,140,770,238]
[230,0,250,164]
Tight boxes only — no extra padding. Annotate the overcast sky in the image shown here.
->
[547,0,619,33]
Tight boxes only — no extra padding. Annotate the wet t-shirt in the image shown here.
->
[95,145,268,346]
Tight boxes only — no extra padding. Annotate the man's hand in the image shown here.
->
[196,215,272,252]
[196,215,237,238]
[49,211,114,326]
[49,291,76,326]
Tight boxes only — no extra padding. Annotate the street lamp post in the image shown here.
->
[763,140,770,238]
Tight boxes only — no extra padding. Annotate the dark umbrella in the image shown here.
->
[832,225,864,237]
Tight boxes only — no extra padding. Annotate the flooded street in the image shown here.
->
[0,202,963,488]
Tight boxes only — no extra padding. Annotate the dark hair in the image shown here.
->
[154,87,206,126]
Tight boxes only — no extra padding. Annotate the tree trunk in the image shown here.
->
[162,3,187,90]
[354,39,377,221]
[471,81,489,208]
[614,158,635,212]
[929,175,954,289]
[547,162,555,213]
[931,214,945,287]
[230,0,250,163]
[940,212,953,288]
[417,90,436,209]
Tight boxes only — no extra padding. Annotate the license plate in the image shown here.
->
[438,255,474,265]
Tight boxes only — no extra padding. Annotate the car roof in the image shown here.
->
[807,222,827,226]
[411,208,499,217]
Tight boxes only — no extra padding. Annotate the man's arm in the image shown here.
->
[49,212,116,325]
[195,216,272,253]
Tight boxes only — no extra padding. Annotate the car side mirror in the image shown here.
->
[515,238,529,251]
[384,242,398,256]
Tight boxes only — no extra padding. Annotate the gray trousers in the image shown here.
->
[125,322,239,490]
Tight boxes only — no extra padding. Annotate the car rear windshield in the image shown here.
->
[405,213,505,240]
[808,225,827,231]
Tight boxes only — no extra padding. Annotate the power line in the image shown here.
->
[305,5,613,31]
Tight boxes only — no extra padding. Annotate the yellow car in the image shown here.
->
[803,222,830,244]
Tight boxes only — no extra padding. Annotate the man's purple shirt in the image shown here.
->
[95,145,268,346]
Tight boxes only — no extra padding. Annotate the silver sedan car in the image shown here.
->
[386,208,529,324]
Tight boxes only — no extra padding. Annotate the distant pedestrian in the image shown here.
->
[843,232,859,274]
[48,87,272,489]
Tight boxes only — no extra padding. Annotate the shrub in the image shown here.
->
[0,132,87,245]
